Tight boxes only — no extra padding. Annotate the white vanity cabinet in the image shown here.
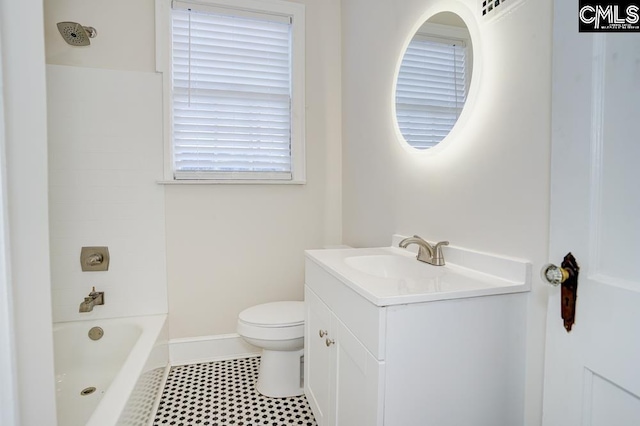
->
[304,245,530,426]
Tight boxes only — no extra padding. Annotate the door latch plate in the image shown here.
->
[560,252,580,332]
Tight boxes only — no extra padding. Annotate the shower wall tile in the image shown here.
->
[47,64,167,322]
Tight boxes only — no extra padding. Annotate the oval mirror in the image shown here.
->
[395,12,473,150]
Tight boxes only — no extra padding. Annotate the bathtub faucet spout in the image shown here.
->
[79,287,104,313]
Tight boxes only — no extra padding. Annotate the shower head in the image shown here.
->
[56,22,97,46]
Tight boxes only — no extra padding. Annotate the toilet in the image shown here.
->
[237,301,305,398]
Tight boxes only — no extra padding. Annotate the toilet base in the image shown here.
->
[256,348,304,398]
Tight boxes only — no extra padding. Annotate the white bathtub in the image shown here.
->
[53,315,169,426]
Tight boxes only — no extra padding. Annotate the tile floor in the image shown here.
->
[153,357,317,426]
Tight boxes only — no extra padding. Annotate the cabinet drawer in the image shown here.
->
[305,258,386,359]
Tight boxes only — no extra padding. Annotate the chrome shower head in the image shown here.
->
[56,22,97,46]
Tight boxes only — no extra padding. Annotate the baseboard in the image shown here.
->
[169,333,261,366]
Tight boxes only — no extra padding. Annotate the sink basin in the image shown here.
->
[306,243,531,306]
[344,254,446,279]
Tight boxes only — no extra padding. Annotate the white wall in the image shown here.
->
[166,0,343,338]
[43,0,342,337]
[43,0,155,72]
[0,23,19,426]
[1,0,58,424]
[341,0,551,425]
[44,0,167,322]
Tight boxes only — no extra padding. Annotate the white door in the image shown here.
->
[305,287,334,426]
[542,1,640,425]
[333,319,383,426]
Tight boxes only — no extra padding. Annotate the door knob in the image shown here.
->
[325,338,335,347]
[540,263,570,286]
[319,329,328,338]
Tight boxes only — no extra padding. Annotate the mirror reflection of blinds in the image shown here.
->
[171,6,293,180]
[396,36,467,149]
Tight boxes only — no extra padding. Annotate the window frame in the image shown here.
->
[156,0,306,184]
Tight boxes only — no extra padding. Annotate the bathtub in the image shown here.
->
[53,314,169,426]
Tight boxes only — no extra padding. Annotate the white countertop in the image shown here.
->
[305,245,531,306]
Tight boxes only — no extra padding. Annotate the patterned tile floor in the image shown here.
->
[153,357,317,426]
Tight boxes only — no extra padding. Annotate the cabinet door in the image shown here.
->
[305,287,334,426]
[334,319,384,426]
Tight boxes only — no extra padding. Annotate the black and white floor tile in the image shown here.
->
[153,357,317,426]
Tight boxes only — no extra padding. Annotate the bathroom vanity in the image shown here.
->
[304,237,531,426]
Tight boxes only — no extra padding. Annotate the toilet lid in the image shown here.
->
[239,301,304,327]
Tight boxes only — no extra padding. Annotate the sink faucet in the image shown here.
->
[399,235,449,266]
[79,287,104,313]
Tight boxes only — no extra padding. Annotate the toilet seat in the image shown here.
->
[239,301,304,327]
[237,301,304,340]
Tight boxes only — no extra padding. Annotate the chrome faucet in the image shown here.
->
[399,235,449,266]
[79,287,104,313]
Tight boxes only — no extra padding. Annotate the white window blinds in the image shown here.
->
[395,35,467,149]
[171,4,293,180]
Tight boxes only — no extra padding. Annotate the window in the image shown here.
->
[167,0,305,182]
[395,32,469,149]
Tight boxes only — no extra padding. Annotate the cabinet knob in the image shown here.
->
[325,338,335,347]
[319,329,328,338]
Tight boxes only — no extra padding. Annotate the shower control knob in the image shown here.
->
[325,338,335,347]
[319,329,328,338]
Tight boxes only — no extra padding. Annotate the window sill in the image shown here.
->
[156,179,306,185]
